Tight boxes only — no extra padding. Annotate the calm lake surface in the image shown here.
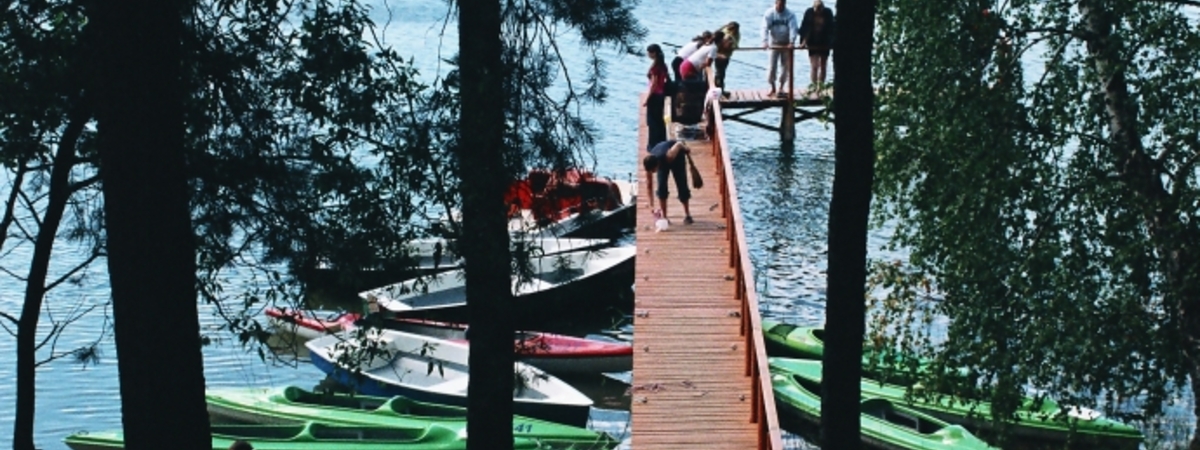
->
[12,0,1182,449]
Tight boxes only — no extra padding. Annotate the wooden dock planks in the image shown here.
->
[719,88,827,109]
[630,97,760,450]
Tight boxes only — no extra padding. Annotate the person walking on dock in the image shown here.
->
[798,0,835,89]
[762,0,798,97]
[644,44,670,151]
[644,140,694,225]
[714,22,740,91]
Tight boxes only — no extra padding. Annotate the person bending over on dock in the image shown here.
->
[644,140,694,225]
[762,0,798,97]
[682,31,724,81]
[798,0,835,89]
[714,22,740,91]
[673,31,711,83]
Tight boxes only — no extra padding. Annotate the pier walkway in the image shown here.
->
[629,85,784,449]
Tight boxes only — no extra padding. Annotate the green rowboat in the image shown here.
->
[770,357,1143,450]
[770,358,996,450]
[206,386,617,450]
[64,422,542,450]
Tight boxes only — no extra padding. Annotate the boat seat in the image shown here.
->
[427,376,471,394]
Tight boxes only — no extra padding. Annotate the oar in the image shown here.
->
[662,42,769,71]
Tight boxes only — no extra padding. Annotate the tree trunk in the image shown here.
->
[12,107,87,450]
[1077,2,1200,448]
[457,0,514,449]
[822,0,877,448]
[93,0,210,449]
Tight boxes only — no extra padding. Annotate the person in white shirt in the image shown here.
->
[761,0,798,96]
[681,31,724,81]
[672,31,711,82]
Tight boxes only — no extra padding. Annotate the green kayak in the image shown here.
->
[206,386,617,450]
[770,357,1143,450]
[64,422,542,450]
[770,358,996,450]
[762,318,825,359]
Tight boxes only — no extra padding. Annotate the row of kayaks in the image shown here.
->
[763,319,1144,450]
[66,386,617,450]
[64,315,632,449]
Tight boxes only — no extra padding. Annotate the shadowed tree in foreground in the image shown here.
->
[822,0,877,448]
[455,0,515,447]
[93,0,210,448]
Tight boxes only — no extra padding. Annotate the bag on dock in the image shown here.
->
[687,154,703,189]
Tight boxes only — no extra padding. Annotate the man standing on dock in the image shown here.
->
[762,0,798,97]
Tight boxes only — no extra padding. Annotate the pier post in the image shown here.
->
[780,47,795,141]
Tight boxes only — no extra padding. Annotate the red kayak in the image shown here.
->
[265,308,632,375]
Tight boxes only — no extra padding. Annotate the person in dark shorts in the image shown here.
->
[643,140,694,225]
[798,0,835,88]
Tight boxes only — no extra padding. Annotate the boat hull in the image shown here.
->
[306,331,593,428]
[770,359,996,450]
[66,423,540,450]
[769,357,1143,450]
[266,312,633,375]
[206,386,617,450]
[365,246,636,325]
[392,319,633,375]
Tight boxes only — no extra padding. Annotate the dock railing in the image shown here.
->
[705,66,785,450]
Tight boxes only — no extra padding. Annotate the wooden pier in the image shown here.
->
[630,87,783,449]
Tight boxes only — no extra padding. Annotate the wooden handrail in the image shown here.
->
[704,66,785,450]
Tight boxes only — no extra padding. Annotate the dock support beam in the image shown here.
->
[780,48,795,141]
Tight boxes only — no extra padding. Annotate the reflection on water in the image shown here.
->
[731,128,836,328]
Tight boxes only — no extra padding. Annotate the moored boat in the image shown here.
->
[387,318,632,375]
[504,169,635,239]
[769,357,1143,450]
[64,422,541,450]
[206,386,617,449]
[267,308,361,341]
[305,328,594,427]
[296,237,611,293]
[362,246,636,315]
[266,310,632,375]
[770,358,996,450]
[762,318,826,359]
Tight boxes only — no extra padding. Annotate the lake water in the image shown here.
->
[0,0,1111,449]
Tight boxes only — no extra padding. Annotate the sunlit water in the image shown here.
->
[4,0,1191,449]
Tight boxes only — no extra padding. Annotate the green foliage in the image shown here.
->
[870,0,1200,439]
[495,0,645,175]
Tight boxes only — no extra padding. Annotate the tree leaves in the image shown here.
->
[871,0,1200,440]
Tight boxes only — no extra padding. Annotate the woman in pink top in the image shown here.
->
[644,44,670,150]
[680,31,724,81]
